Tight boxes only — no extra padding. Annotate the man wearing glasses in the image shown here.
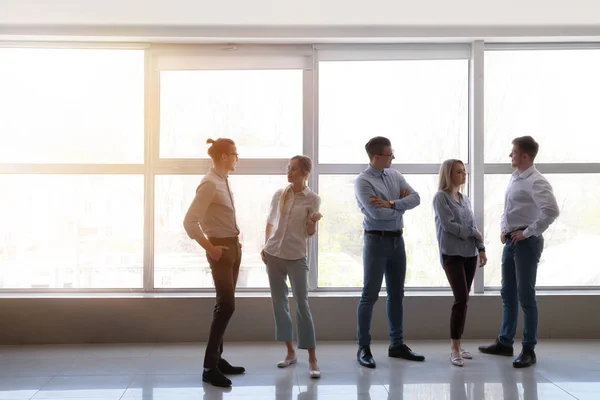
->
[354,136,425,368]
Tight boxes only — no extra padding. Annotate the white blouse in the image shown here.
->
[263,186,320,260]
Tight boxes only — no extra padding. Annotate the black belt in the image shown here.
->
[208,236,239,245]
[365,230,403,237]
[505,227,528,240]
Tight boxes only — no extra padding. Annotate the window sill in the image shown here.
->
[0,289,599,299]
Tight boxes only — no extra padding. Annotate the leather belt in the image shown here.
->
[365,230,403,237]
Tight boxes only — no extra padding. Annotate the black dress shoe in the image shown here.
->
[513,348,536,368]
[478,339,514,356]
[202,368,232,387]
[388,344,425,362]
[357,346,376,368]
[218,358,246,375]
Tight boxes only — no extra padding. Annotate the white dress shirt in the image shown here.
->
[501,165,560,238]
[264,186,320,260]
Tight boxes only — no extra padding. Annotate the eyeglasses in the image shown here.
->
[227,153,239,157]
[378,152,395,158]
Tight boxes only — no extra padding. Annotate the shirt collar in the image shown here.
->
[512,165,536,180]
[288,184,311,196]
[366,165,387,177]
[210,168,229,179]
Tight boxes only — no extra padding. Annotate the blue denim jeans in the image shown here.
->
[357,234,407,347]
[265,253,316,349]
[498,235,544,350]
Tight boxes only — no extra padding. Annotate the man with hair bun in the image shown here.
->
[184,137,244,387]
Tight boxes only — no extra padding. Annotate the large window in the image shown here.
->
[484,47,600,288]
[485,49,600,163]
[0,48,145,290]
[154,175,287,288]
[318,174,449,288]
[316,55,469,288]
[484,174,600,287]
[159,70,303,159]
[2,44,599,293]
[0,48,144,164]
[154,54,307,289]
[0,175,144,289]
[319,60,469,164]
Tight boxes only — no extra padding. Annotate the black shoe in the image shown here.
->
[202,368,232,387]
[388,344,425,362]
[513,348,537,368]
[478,339,514,356]
[218,358,246,375]
[357,346,376,368]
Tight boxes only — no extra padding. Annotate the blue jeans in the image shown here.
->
[357,234,407,347]
[265,253,316,349]
[498,235,544,350]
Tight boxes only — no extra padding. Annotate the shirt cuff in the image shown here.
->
[522,228,532,238]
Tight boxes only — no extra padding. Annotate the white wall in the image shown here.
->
[1,0,600,26]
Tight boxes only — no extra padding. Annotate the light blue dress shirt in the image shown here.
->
[354,166,421,231]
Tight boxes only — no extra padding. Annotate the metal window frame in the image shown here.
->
[470,41,485,294]
[148,44,311,292]
[482,42,600,291]
[312,43,471,291]
[0,42,148,294]
[2,41,600,294]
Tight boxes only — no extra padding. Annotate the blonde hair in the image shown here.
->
[279,155,313,215]
[438,159,465,193]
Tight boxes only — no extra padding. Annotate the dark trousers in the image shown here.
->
[203,237,241,369]
[442,254,478,340]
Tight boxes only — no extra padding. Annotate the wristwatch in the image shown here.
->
[389,200,395,208]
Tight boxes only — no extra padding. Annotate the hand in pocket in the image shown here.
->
[208,245,229,261]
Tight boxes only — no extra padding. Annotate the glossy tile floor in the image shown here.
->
[0,340,599,399]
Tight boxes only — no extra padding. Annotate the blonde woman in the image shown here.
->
[261,155,322,379]
[433,159,487,367]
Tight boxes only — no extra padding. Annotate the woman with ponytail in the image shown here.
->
[261,155,323,379]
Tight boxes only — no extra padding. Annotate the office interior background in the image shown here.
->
[0,1,599,399]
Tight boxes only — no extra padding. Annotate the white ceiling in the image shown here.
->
[1,0,600,43]
[1,0,600,25]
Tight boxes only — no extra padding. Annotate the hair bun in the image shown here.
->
[206,138,215,144]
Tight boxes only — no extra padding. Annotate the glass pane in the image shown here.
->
[485,49,600,163]
[0,48,144,164]
[484,174,600,287]
[154,174,288,288]
[159,70,303,159]
[318,60,468,164]
[318,174,450,288]
[0,175,144,289]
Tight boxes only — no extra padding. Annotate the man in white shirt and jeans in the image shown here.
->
[479,136,560,368]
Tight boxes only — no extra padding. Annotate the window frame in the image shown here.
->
[482,42,600,291]
[313,44,473,291]
[148,44,313,292]
[0,42,148,293]
[1,41,599,293]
